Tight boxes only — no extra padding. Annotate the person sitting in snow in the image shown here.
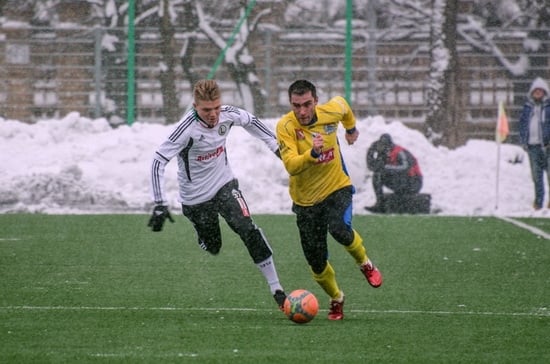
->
[365,133,423,213]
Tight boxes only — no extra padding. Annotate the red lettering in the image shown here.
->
[197,146,224,161]
[316,148,335,164]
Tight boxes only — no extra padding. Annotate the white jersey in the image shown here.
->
[151,105,278,205]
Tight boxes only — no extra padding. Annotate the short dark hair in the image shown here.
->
[288,80,317,100]
[377,133,393,152]
[379,133,393,146]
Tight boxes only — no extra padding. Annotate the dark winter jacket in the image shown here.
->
[384,145,422,177]
[367,138,421,178]
[384,145,422,178]
[518,77,550,146]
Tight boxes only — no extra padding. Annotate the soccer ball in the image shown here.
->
[283,289,319,324]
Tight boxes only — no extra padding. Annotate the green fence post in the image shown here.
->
[206,0,257,80]
[127,0,135,125]
[345,0,353,105]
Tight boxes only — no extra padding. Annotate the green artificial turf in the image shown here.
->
[0,214,548,363]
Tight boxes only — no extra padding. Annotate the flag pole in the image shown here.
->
[495,100,509,211]
[495,136,501,210]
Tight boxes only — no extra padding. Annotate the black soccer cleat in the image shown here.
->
[273,290,287,311]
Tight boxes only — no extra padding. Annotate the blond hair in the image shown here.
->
[193,79,221,102]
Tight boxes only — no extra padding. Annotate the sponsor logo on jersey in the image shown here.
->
[324,124,337,134]
[316,147,335,164]
[197,146,224,161]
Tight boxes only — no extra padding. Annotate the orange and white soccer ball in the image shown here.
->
[283,289,319,324]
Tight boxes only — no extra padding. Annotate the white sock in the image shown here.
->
[256,256,283,294]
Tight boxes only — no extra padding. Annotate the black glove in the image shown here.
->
[148,205,174,232]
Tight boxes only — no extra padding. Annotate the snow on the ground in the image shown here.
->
[1,111,547,217]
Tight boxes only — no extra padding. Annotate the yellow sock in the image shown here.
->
[312,262,342,300]
[345,229,368,265]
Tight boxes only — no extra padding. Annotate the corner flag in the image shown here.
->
[496,101,509,143]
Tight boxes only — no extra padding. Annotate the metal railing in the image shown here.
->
[0,25,548,142]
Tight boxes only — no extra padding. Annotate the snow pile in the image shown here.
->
[0,112,546,217]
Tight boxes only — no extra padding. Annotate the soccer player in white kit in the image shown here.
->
[148,79,287,310]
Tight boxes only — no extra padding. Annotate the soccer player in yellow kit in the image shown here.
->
[276,80,382,320]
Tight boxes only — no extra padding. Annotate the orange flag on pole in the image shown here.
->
[496,100,509,143]
[494,101,509,210]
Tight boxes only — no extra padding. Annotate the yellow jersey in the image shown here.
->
[276,96,356,206]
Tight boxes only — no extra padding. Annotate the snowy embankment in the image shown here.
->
[0,112,545,217]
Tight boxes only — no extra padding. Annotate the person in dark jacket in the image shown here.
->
[518,77,550,210]
[365,134,423,213]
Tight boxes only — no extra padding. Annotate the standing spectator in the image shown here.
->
[276,79,382,321]
[518,77,550,210]
[148,79,287,310]
[365,133,423,213]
